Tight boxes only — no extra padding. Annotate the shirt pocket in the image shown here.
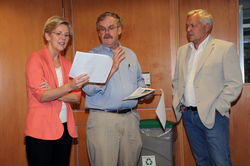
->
[128,65,138,88]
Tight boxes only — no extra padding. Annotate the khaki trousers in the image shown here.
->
[86,109,142,166]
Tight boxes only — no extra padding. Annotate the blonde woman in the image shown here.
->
[24,16,89,166]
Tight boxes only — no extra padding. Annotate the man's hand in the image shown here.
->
[181,105,186,113]
[111,47,125,73]
[98,47,125,88]
[144,91,155,100]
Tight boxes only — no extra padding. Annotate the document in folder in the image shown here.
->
[69,51,113,83]
[122,87,155,100]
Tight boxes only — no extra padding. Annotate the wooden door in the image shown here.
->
[0,0,74,165]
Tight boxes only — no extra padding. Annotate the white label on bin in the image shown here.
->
[142,155,156,166]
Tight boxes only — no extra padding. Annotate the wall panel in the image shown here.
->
[0,0,70,165]
[178,0,238,46]
[230,84,250,166]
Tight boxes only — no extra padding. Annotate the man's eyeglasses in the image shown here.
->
[99,26,118,34]
[51,32,70,38]
[186,24,198,30]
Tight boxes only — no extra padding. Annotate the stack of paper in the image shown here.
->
[69,51,113,83]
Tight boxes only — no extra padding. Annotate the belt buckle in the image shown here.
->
[117,108,131,114]
[117,109,123,114]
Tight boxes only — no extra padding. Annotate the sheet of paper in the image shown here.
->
[122,87,155,100]
[155,89,166,129]
[69,51,113,83]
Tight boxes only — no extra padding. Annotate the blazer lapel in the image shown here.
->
[195,36,215,76]
[42,45,59,88]
[183,46,192,82]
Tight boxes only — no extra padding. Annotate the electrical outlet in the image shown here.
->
[142,72,151,86]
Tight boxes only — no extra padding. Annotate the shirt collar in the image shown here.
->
[100,42,121,53]
[190,34,211,50]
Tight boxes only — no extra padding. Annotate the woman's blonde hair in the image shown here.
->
[43,16,72,37]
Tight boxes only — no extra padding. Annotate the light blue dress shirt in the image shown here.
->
[82,43,146,110]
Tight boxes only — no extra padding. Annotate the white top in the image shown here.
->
[181,35,210,107]
[55,67,67,123]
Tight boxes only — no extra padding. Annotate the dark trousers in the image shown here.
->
[26,123,72,166]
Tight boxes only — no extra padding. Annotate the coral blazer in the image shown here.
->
[24,45,80,140]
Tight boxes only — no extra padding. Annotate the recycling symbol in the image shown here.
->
[145,158,153,165]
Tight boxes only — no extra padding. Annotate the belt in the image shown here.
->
[186,106,220,115]
[186,106,197,111]
[93,108,135,114]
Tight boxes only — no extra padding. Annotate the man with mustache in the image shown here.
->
[82,12,154,166]
[172,9,243,165]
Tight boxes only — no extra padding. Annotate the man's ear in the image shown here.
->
[45,32,51,42]
[118,26,122,35]
[205,23,210,33]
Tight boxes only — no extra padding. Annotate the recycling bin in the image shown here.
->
[138,119,177,166]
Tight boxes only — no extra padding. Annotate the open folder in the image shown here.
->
[123,88,166,129]
[69,51,113,83]
[122,87,155,100]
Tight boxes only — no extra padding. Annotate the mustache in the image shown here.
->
[104,34,113,39]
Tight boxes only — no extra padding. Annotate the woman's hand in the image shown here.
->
[39,77,52,90]
[39,74,89,103]
[68,73,90,91]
